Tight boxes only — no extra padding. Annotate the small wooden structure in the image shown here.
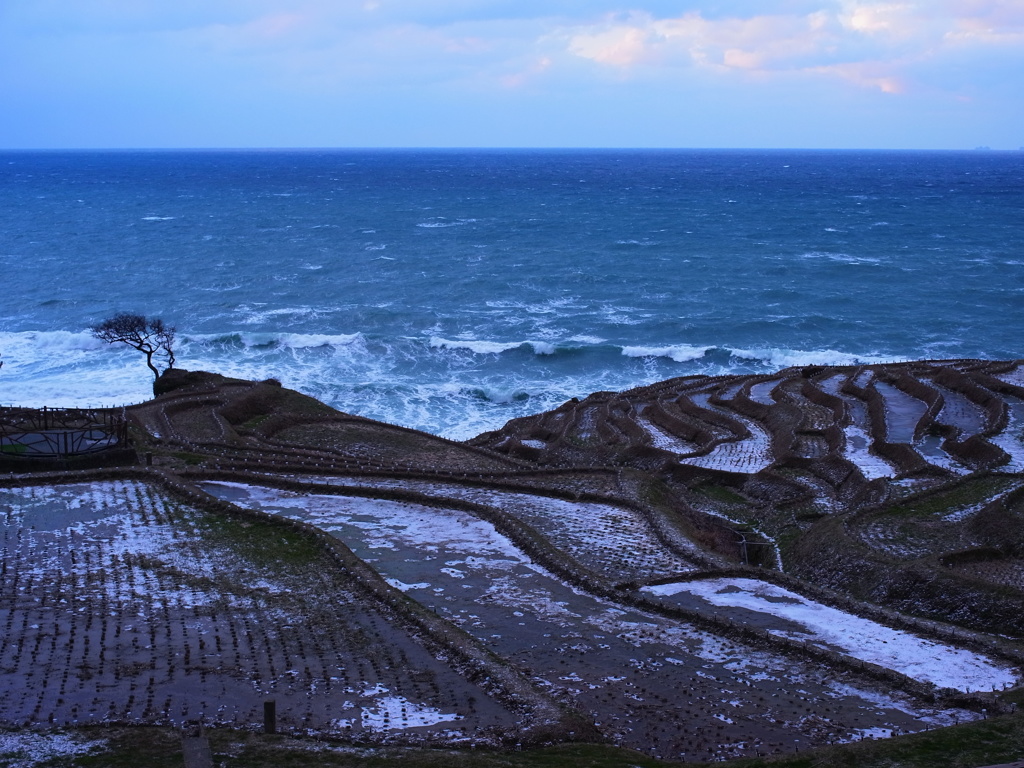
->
[0,406,128,459]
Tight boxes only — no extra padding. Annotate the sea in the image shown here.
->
[1,149,1022,440]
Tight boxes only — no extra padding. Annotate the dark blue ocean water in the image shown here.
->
[1,149,1022,438]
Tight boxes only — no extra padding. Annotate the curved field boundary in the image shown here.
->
[178,470,1014,715]
[0,466,576,746]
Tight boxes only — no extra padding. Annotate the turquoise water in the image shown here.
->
[1,149,1022,438]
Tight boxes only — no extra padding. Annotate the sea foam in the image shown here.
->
[726,347,905,369]
[429,338,556,355]
[621,345,712,363]
[3,149,1022,438]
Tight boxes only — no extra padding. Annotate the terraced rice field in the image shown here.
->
[990,396,1024,472]
[677,394,773,474]
[843,425,896,479]
[0,481,517,740]
[642,578,1016,693]
[204,480,988,763]
[948,558,1024,590]
[637,417,697,455]
[875,383,927,444]
[297,475,702,582]
[932,384,988,438]
[747,380,781,405]
[915,434,971,475]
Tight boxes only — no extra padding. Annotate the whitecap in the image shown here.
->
[621,344,711,363]
[239,307,323,325]
[429,337,555,355]
[237,332,363,350]
[727,346,903,368]
[416,218,477,228]
[141,216,175,221]
[0,329,106,356]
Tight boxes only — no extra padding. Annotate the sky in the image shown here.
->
[1,0,1022,149]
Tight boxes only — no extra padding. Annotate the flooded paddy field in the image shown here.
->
[0,481,518,741]
[205,480,988,762]
[292,474,703,582]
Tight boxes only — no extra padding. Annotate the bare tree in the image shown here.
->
[91,313,176,381]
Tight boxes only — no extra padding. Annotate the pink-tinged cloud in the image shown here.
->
[563,10,845,76]
[839,2,919,36]
[812,60,907,93]
[567,24,651,67]
[560,3,1024,93]
[500,56,552,88]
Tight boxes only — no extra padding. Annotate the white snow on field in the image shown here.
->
[576,407,597,440]
[843,424,895,479]
[330,689,462,732]
[1,481,223,608]
[286,476,701,580]
[678,426,773,473]
[204,483,532,569]
[208,482,530,560]
[677,392,774,473]
[638,417,696,454]
[641,578,1017,693]
[361,695,462,730]
[997,368,1024,388]
[678,431,773,473]
[0,732,106,767]
[385,578,431,592]
[942,501,989,523]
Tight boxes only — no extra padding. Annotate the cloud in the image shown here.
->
[1,0,1021,148]
[558,2,1024,93]
[500,56,552,88]
[839,2,918,36]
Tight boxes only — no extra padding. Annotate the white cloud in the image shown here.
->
[558,2,1024,93]
[1,0,1021,147]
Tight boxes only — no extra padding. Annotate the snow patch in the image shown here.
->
[0,731,106,766]
[642,577,1017,692]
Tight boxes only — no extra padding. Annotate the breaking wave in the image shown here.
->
[429,338,556,355]
[622,345,712,363]
[4,149,1020,436]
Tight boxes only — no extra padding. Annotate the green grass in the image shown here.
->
[876,476,1015,521]
[696,485,749,505]
[1,729,674,768]
[170,451,205,466]
[240,414,272,430]
[185,503,328,572]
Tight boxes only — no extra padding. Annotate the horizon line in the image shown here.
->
[2,145,1021,153]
